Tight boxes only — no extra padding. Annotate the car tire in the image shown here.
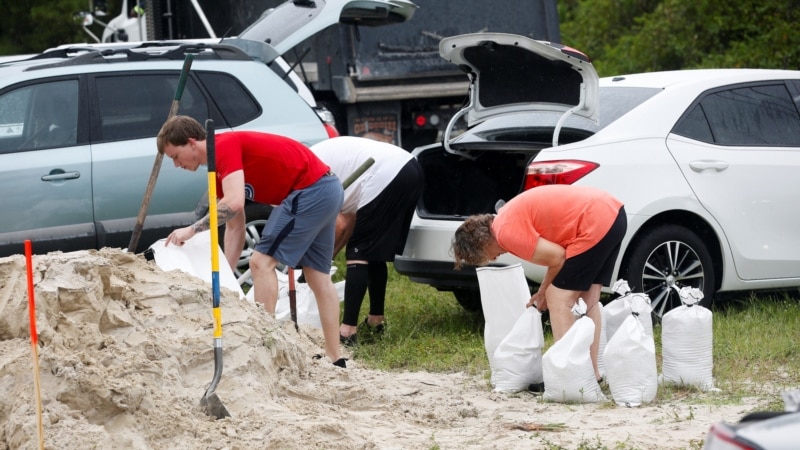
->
[621,224,715,321]
[453,288,483,313]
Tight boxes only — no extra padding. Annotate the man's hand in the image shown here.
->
[165,226,196,246]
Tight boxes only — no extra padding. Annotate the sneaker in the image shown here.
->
[339,334,357,346]
[363,317,385,335]
[333,358,348,368]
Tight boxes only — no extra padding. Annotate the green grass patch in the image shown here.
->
[335,255,800,405]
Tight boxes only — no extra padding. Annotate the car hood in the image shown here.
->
[439,33,599,128]
[238,0,417,55]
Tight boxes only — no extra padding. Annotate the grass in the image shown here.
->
[334,258,800,406]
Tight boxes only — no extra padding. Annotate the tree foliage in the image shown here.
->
[560,0,800,76]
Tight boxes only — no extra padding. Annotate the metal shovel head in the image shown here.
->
[200,391,230,419]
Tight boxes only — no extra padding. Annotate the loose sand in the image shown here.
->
[0,249,762,449]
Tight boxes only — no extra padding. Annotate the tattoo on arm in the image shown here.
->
[191,203,238,233]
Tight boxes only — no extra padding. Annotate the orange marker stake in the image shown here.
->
[24,240,45,450]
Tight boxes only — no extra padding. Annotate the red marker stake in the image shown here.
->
[24,240,45,450]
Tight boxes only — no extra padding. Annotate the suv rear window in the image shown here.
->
[197,72,260,127]
[95,73,210,141]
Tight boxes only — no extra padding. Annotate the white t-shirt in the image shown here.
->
[310,136,414,214]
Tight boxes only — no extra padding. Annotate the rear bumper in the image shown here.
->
[393,256,504,291]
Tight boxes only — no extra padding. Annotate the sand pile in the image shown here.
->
[0,249,755,450]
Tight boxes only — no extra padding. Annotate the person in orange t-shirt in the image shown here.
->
[452,185,627,380]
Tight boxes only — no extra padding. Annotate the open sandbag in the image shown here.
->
[491,306,544,392]
[476,264,529,370]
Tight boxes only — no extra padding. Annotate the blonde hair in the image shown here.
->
[156,115,206,154]
[452,214,495,269]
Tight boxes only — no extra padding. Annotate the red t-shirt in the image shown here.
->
[492,185,623,260]
[214,132,329,205]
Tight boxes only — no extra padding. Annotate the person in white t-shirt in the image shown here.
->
[311,136,424,345]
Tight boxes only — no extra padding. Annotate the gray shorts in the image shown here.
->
[255,173,343,273]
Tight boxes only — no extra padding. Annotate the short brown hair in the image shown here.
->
[452,214,495,270]
[157,115,206,154]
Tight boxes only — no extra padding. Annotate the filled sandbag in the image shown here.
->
[604,279,653,340]
[660,287,714,390]
[604,306,658,407]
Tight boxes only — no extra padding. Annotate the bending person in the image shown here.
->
[452,185,626,380]
[311,136,424,345]
[158,116,345,367]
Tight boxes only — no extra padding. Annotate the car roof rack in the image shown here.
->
[24,42,252,71]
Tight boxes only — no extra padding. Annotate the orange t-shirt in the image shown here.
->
[491,185,623,261]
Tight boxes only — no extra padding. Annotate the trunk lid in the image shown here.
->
[438,33,599,150]
[238,0,418,55]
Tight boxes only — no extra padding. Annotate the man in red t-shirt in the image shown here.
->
[452,185,627,380]
[157,116,345,367]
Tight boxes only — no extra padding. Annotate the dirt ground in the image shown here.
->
[0,249,762,449]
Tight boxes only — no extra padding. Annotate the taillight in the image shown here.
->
[323,123,340,138]
[703,423,754,450]
[523,160,599,190]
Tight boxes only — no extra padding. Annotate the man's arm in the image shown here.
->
[332,212,356,258]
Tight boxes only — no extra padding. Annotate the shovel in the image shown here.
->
[199,118,231,419]
[128,53,195,253]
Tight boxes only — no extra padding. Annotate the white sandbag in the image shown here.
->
[491,306,544,392]
[476,264,529,369]
[604,310,658,407]
[149,230,245,300]
[604,279,653,340]
[245,268,344,328]
[543,300,605,403]
[660,287,714,390]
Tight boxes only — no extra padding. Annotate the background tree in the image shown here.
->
[560,0,800,76]
[0,0,121,55]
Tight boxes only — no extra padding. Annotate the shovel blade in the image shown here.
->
[200,393,231,419]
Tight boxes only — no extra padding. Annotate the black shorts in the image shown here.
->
[552,206,627,292]
[345,159,424,261]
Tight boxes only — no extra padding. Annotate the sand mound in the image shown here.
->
[0,249,754,449]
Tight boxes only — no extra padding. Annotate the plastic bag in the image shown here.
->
[491,306,544,392]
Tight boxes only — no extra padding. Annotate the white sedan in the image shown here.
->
[394,32,800,318]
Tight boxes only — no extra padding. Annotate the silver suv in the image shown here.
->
[0,40,333,257]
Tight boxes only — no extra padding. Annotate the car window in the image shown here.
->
[196,72,260,127]
[94,73,209,142]
[0,79,79,154]
[674,83,800,146]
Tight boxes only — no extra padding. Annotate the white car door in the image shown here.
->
[667,81,800,281]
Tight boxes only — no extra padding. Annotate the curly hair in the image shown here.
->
[452,214,495,270]
[156,115,206,154]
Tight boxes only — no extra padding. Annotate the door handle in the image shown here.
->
[41,171,81,181]
[689,160,729,172]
